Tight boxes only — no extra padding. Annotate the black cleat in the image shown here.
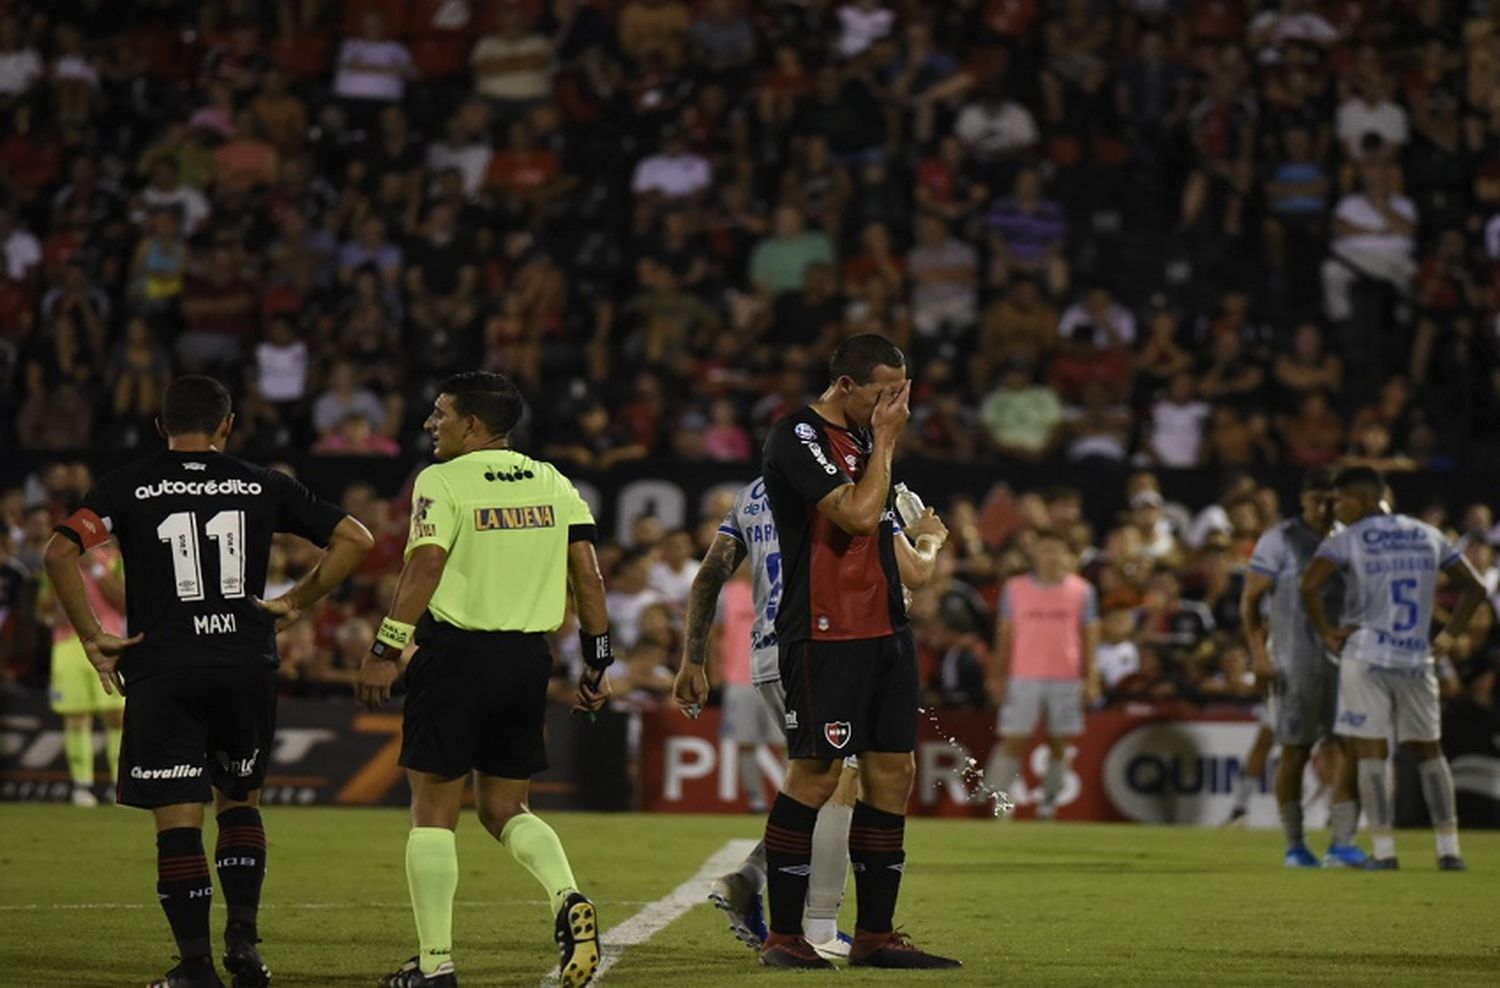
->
[378,956,456,987]
[850,930,962,969]
[149,958,226,988]
[1363,857,1399,871]
[1438,855,1467,871]
[759,933,836,969]
[554,892,601,987]
[223,928,271,988]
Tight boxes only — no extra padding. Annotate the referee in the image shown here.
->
[359,372,612,988]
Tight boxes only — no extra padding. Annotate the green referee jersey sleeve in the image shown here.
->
[405,450,596,633]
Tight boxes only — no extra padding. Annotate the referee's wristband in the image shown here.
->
[579,629,614,671]
[371,617,415,662]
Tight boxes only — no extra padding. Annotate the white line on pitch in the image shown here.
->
[538,838,756,986]
[0,899,658,912]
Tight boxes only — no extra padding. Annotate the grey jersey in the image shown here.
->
[1315,513,1461,669]
[718,478,782,685]
[1249,518,1342,673]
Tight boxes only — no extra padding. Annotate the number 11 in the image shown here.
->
[156,510,246,602]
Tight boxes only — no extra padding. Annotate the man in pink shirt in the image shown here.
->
[990,531,1100,819]
[716,567,779,814]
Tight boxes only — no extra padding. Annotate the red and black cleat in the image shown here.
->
[849,929,962,969]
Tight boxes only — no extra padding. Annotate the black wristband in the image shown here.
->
[579,629,613,671]
[369,639,401,662]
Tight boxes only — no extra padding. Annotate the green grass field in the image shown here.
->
[2,805,1498,987]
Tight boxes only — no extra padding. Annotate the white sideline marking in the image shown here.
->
[539,838,757,986]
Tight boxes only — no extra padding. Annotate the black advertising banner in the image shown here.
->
[0,689,631,810]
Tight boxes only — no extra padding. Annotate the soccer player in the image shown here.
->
[41,538,126,806]
[1301,466,1485,870]
[990,529,1101,820]
[1241,467,1367,868]
[43,376,374,988]
[755,334,958,970]
[357,371,613,988]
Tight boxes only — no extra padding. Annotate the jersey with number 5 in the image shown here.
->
[55,450,347,678]
[1314,512,1461,669]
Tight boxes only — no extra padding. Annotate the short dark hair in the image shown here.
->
[1302,466,1338,492]
[161,376,231,436]
[829,334,905,385]
[440,371,524,438]
[1334,465,1385,495]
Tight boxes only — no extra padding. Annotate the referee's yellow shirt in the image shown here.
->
[405,450,596,632]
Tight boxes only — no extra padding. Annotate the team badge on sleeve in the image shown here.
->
[794,423,817,440]
[824,721,852,750]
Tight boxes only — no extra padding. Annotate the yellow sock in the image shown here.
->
[500,813,579,915]
[62,721,93,786]
[405,828,458,975]
[104,727,122,783]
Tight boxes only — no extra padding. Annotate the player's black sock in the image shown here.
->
[849,801,905,935]
[157,827,214,961]
[215,806,267,934]
[763,793,818,936]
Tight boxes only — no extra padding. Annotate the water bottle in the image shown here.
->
[894,482,926,529]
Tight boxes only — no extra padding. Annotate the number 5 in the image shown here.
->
[1390,578,1419,633]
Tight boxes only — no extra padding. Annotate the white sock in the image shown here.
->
[1372,833,1397,861]
[804,918,838,945]
[1231,774,1254,812]
[1436,830,1461,858]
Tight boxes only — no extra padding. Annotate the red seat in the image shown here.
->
[271,33,334,81]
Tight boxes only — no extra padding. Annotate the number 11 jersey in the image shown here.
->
[55,449,347,678]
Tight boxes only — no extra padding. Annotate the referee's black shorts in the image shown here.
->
[400,619,553,780]
[779,628,919,760]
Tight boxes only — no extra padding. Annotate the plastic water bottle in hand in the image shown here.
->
[894,482,926,529]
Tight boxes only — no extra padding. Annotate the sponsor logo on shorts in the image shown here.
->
[785,710,799,731]
[1338,710,1368,728]
[227,748,260,777]
[474,504,556,531]
[130,763,205,780]
[824,721,852,750]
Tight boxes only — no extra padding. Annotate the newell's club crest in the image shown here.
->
[824,721,852,750]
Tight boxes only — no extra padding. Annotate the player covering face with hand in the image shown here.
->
[44,376,375,988]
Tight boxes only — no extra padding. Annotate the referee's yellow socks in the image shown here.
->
[500,812,578,915]
[406,827,458,975]
[62,721,92,786]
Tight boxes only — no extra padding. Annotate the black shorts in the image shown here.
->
[400,622,552,780]
[780,629,919,760]
[117,665,277,808]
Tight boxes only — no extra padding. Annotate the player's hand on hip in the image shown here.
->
[1432,630,1456,659]
[1322,626,1354,655]
[673,663,708,717]
[1249,645,1275,686]
[254,594,302,632]
[357,654,400,709]
[871,380,912,439]
[82,631,143,697]
[574,666,611,715]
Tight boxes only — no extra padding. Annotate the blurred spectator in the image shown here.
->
[472,2,556,123]
[980,359,1062,460]
[750,204,833,297]
[648,529,700,612]
[332,11,413,132]
[1322,159,1416,322]
[605,547,666,650]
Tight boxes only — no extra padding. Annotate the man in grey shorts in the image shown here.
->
[1301,466,1485,871]
[1242,467,1365,868]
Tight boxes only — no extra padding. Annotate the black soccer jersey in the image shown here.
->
[762,407,906,644]
[55,450,346,678]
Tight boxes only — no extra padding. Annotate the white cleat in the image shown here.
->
[809,932,852,961]
[70,785,99,808]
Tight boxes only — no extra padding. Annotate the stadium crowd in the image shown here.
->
[5,457,1499,721]
[3,0,1500,717]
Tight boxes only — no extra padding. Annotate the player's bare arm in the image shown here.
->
[1083,618,1102,705]
[1240,570,1275,682]
[674,532,746,717]
[257,516,375,630]
[894,506,948,589]
[1299,556,1349,655]
[567,539,614,714]
[42,533,143,696]
[815,381,910,535]
[1434,555,1486,657]
[359,544,448,709]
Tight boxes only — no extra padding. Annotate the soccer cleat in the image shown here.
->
[1221,807,1248,829]
[1323,844,1369,869]
[1363,857,1399,871]
[849,929,962,969]
[378,957,457,987]
[148,958,225,988]
[1283,844,1320,869]
[809,930,854,961]
[1438,855,1467,871]
[71,785,99,808]
[223,929,271,988]
[708,873,767,949]
[759,933,836,969]
[554,892,600,987]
